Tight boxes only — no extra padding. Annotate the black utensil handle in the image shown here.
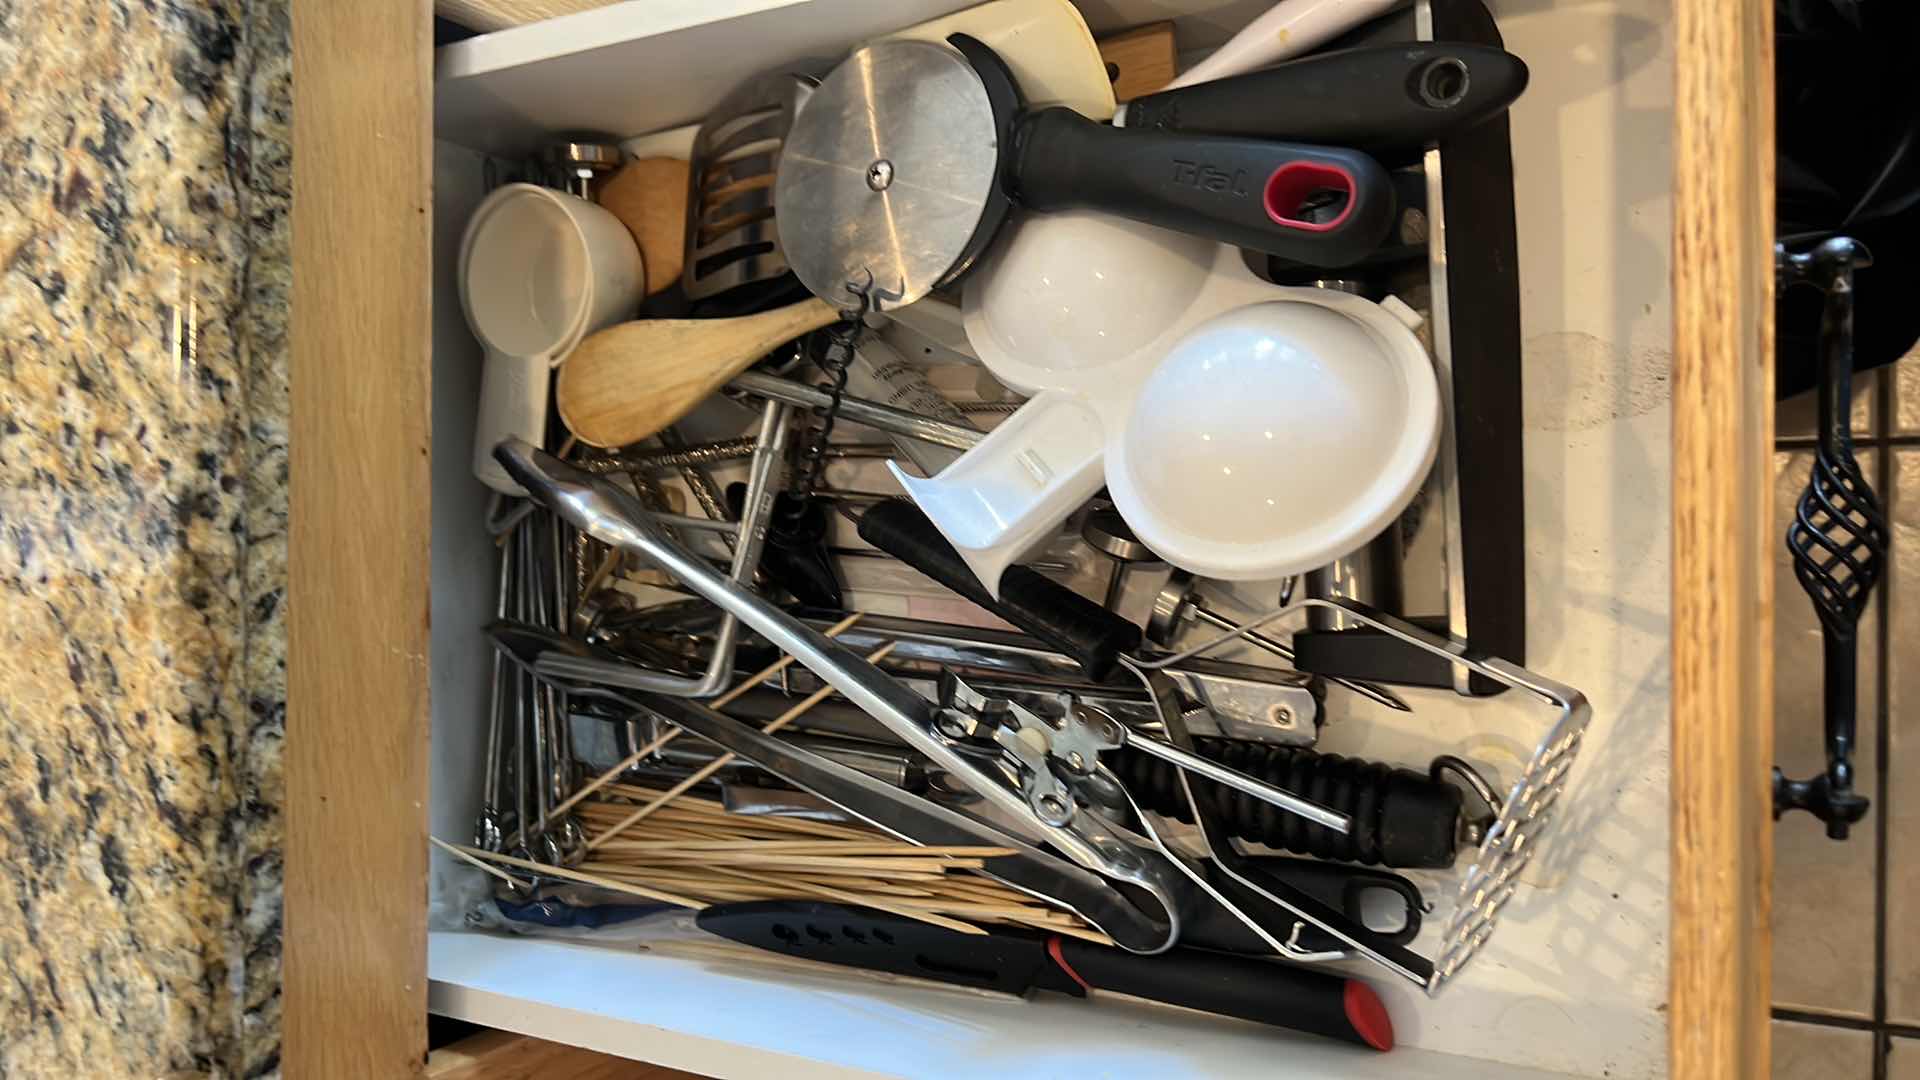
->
[856,499,1140,677]
[1246,856,1425,951]
[1110,740,1462,869]
[1052,937,1393,1050]
[1121,44,1529,166]
[1009,108,1396,267]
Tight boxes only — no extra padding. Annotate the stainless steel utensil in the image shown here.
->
[1306,527,1405,633]
[684,70,818,302]
[729,371,981,452]
[1150,569,1410,713]
[592,608,1320,745]
[1120,593,1592,993]
[545,138,624,199]
[579,399,790,699]
[778,41,1005,311]
[1082,507,1160,610]
[476,532,513,853]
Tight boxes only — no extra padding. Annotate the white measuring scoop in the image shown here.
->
[893,210,1440,596]
[461,183,643,494]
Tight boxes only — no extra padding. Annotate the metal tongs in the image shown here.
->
[495,441,1359,946]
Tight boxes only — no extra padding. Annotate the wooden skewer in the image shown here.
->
[586,790,880,840]
[1007,918,1117,947]
[621,857,990,937]
[593,858,971,880]
[831,896,1059,920]
[590,785,879,838]
[590,842,984,863]
[575,871,766,903]
[587,641,897,849]
[776,875,942,899]
[918,879,1040,906]
[521,611,865,841]
[583,840,1018,858]
[602,852,976,874]
[575,858,1097,939]
[698,865,987,937]
[444,841,703,908]
[431,836,521,886]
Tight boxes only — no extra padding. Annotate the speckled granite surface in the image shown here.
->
[0,2,289,1076]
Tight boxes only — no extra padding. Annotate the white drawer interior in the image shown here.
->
[424,2,1675,1077]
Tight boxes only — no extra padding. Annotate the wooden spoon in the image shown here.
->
[556,298,841,448]
[595,157,690,296]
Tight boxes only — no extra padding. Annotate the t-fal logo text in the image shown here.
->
[1171,160,1249,195]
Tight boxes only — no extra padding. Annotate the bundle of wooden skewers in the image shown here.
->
[442,784,1104,942]
[439,614,1109,944]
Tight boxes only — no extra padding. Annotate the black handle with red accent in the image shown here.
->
[1046,936,1392,1049]
[696,900,1393,1050]
[1008,107,1397,267]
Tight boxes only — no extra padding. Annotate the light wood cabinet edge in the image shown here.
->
[287,1,435,1076]
[1670,0,1776,1076]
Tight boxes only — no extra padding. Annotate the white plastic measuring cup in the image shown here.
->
[893,211,1439,595]
[461,183,643,494]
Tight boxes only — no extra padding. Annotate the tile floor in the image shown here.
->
[1773,353,1920,1079]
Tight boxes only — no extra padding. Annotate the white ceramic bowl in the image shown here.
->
[1104,299,1440,581]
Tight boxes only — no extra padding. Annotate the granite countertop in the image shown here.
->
[0,1,289,1075]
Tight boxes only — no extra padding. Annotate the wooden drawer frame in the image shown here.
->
[286,1,1777,1075]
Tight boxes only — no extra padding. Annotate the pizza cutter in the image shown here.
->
[775,34,1396,313]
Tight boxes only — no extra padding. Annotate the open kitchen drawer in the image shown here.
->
[287,0,1774,1077]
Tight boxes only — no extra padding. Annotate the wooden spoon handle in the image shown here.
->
[557,298,841,448]
[596,157,691,296]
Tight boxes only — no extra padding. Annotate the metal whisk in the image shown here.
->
[1776,236,1885,839]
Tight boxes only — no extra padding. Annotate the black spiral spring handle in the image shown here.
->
[1776,236,1884,840]
[789,288,870,500]
[1110,738,1465,869]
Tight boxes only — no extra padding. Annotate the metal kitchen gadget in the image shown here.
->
[1119,592,1591,993]
[1149,567,1411,713]
[683,69,818,304]
[775,35,1396,315]
[1082,508,1159,610]
[544,138,624,198]
[571,606,1323,746]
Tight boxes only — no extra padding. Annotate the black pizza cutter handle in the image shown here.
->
[1009,109,1397,268]
[1119,44,1530,166]
[856,499,1140,678]
[947,31,1396,270]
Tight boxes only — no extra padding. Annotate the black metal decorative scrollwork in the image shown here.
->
[1775,236,1885,839]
